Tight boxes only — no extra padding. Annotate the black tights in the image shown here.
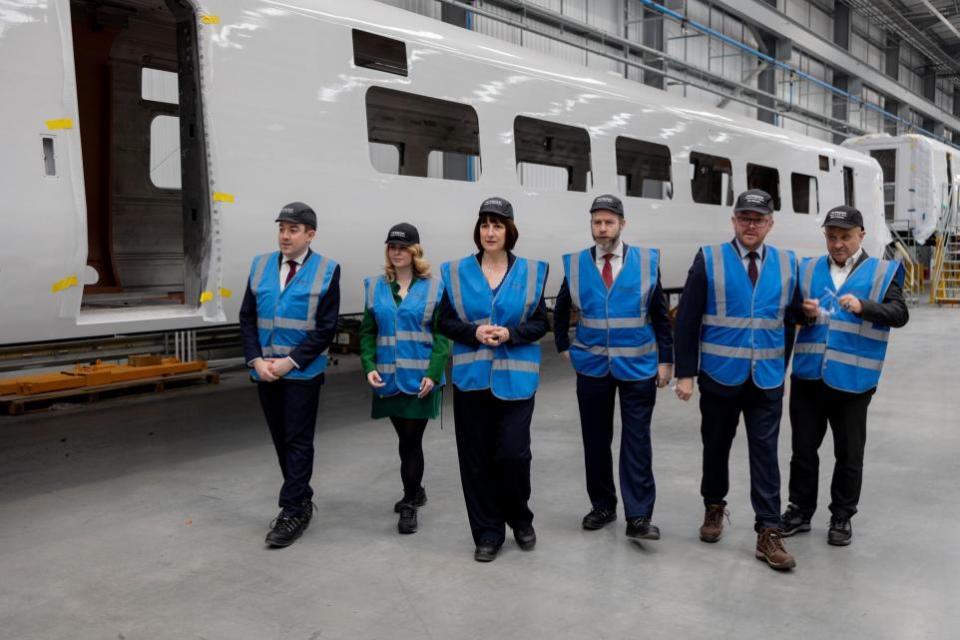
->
[390,417,427,500]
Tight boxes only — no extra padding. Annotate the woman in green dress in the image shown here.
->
[360,223,451,534]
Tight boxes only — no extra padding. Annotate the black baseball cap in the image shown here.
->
[384,222,420,246]
[275,202,317,229]
[823,205,864,230]
[589,194,624,217]
[734,189,774,216]
[478,196,514,220]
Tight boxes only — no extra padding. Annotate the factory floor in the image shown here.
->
[1,306,958,639]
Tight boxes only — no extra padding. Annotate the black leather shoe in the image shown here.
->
[397,504,418,534]
[582,507,617,530]
[779,504,812,537]
[474,542,501,562]
[265,509,311,548]
[625,516,661,540]
[394,486,427,513]
[828,517,852,546]
[514,525,536,551]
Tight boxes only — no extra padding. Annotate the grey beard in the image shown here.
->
[593,233,620,253]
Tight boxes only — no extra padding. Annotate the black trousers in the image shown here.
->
[257,378,322,515]
[700,380,783,529]
[577,373,657,519]
[788,377,873,520]
[453,388,535,547]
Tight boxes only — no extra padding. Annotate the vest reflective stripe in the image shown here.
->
[364,275,445,397]
[249,251,337,380]
[792,255,902,392]
[441,255,547,400]
[699,243,797,389]
[563,246,660,381]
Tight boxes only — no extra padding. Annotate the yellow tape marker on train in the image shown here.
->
[46,119,73,130]
[200,15,220,24]
[51,275,79,293]
[219,287,233,299]
[200,291,214,303]
[213,192,235,203]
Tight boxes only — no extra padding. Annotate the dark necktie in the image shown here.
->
[602,253,614,289]
[284,260,298,288]
[747,251,759,287]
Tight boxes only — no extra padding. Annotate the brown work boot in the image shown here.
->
[755,527,796,571]
[699,503,728,543]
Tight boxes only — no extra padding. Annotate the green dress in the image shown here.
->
[359,279,451,420]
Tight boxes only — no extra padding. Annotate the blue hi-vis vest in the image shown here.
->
[563,245,660,381]
[700,242,797,389]
[440,255,548,400]
[248,250,338,381]
[363,275,445,397]
[792,255,903,393]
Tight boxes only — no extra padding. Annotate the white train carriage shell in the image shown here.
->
[843,133,960,244]
[1,0,888,347]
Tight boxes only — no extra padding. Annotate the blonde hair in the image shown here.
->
[384,243,432,282]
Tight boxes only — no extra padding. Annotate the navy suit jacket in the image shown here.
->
[673,241,805,400]
[238,248,341,381]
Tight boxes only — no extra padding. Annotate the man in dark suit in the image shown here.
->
[554,195,674,541]
[780,205,908,546]
[674,189,804,571]
[238,202,340,548]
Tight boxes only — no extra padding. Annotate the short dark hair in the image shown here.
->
[473,215,519,252]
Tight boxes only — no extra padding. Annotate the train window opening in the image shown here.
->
[869,150,896,221]
[514,116,592,192]
[353,29,408,77]
[365,87,481,181]
[41,137,57,177]
[616,137,672,200]
[843,166,856,207]
[819,155,830,171]
[141,67,178,104]
[690,151,733,205]
[791,173,818,214]
[746,163,781,211]
[71,0,210,311]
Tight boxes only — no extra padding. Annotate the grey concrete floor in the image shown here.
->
[1,306,958,640]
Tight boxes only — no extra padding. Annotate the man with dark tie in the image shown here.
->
[674,189,804,571]
[780,206,908,546]
[553,194,674,541]
[239,202,341,548]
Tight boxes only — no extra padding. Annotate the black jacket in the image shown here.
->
[436,252,550,347]
[846,251,909,328]
[673,241,806,399]
[552,245,674,365]
[238,248,341,379]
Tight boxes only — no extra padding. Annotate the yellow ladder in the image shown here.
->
[931,183,960,305]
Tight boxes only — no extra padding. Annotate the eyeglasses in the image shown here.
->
[735,217,769,228]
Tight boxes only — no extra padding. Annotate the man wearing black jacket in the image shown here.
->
[780,206,908,546]
[674,189,805,571]
[239,202,340,548]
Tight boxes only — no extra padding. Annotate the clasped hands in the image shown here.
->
[253,357,295,382]
[475,324,510,347]
[366,370,435,398]
[801,295,862,318]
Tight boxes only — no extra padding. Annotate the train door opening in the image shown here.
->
[870,149,896,222]
[70,0,209,312]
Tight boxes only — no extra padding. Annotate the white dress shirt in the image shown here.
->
[595,240,624,281]
[830,247,863,290]
[279,248,309,292]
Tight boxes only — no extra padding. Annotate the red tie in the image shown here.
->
[284,260,298,287]
[602,253,614,289]
[747,251,759,287]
